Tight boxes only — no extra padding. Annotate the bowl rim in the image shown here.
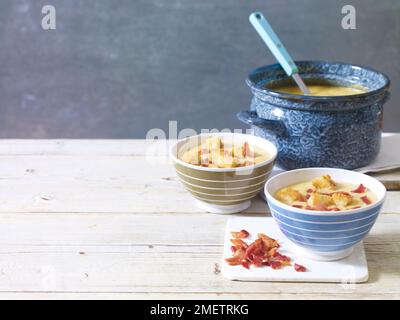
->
[264,167,386,216]
[169,132,277,173]
[247,60,391,101]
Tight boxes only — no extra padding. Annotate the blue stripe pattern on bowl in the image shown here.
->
[268,201,381,252]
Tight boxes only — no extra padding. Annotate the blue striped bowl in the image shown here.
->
[264,168,386,261]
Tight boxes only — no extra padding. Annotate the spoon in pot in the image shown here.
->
[249,11,310,95]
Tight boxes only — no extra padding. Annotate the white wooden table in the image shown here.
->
[0,139,399,300]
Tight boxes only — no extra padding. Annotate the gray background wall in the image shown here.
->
[0,0,398,138]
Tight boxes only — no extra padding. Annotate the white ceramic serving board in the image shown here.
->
[221,217,369,283]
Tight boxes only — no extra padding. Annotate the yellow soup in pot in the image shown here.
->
[266,83,367,96]
[180,137,270,168]
[274,175,377,211]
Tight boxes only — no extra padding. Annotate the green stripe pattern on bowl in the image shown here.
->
[170,133,278,208]
[174,158,275,205]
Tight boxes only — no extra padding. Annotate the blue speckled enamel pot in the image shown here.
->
[237,61,391,170]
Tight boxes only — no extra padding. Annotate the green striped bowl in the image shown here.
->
[170,133,277,214]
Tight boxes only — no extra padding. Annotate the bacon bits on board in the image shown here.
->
[225,230,306,271]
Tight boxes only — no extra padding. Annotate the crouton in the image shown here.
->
[276,188,304,204]
[206,136,222,150]
[332,192,353,209]
[312,175,336,190]
[307,192,333,209]
[181,147,201,165]
[214,150,238,168]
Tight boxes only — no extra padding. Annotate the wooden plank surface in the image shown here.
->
[0,212,398,298]
[370,170,400,190]
[0,139,398,299]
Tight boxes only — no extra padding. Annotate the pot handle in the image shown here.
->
[237,110,286,136]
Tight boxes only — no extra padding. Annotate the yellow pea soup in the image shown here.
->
[265,80,367,96]
[180,136,270,168]
[274,175,377,211]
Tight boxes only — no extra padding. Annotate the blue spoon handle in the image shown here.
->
[249,12,298,76]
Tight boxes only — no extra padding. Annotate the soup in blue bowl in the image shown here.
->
[237,61,391,170]
[264,168,386,261]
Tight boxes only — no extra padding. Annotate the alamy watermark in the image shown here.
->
[342,5,356,29]
[146,120,252,141]
[144,121,253,166]
[41,5,56,30]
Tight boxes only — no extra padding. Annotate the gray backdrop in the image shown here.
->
[0,0,398,138]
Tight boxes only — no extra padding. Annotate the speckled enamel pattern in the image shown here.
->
[237,61,391,170]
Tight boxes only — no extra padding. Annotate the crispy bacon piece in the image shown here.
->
[226,231,291,270]
[268,247,278,257]
[230,238,248,250]
[306,188,314,193]
[244,238,264,260]
[313,204,329,211]
[225,248,246,266]
[292,204,303,209]
[294,263,307,272]
[271,252,291,265]
[242,142,251,157]
[351,184,366,193]
[361,196,372,205]
[258,233,279,249]
[251,255,264,267]
[230,229,249,239]
[270,261,282,269]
